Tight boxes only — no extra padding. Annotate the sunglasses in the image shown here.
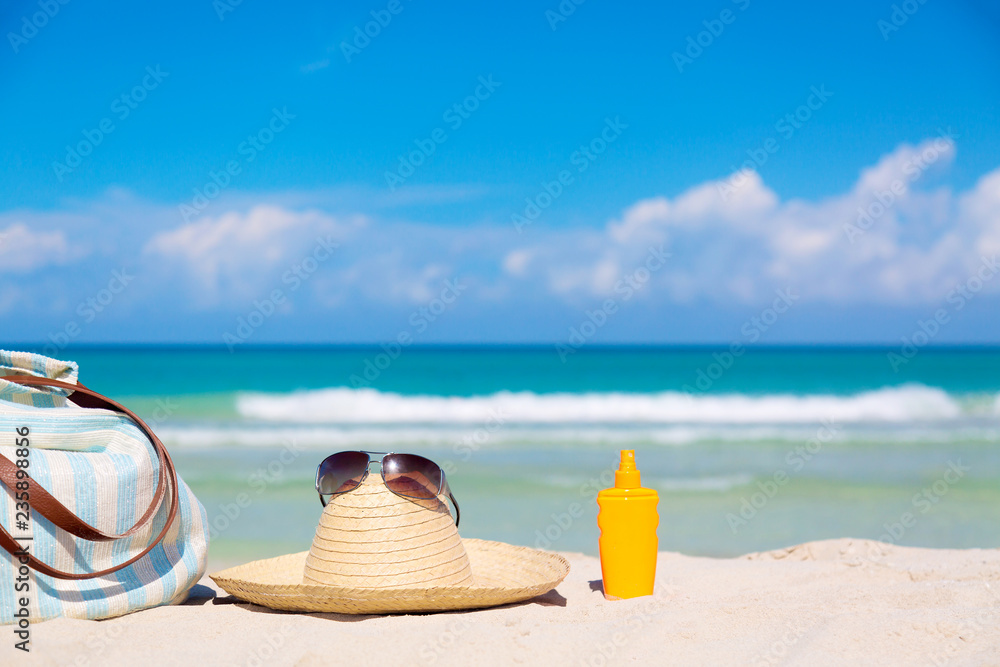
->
[315,451,460,527]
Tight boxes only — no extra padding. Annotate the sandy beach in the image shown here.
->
[4,537,997,666]
[7,0,1000,662]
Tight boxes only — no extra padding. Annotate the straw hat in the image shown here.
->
[211,475,570,614]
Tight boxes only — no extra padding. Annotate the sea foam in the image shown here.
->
[235,383,966,425]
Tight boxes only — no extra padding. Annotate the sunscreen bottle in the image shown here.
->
[597,450,658,600]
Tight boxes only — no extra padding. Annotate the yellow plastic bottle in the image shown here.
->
[597,450,659,600]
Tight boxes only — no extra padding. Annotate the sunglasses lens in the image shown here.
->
[382,453,442,500]
[317,451,370,495]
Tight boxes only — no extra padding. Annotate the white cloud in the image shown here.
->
[0,223,80,273]
[508,137,999,305]
[851,135,955,196]
[961,169,1000,257]
[144,205,362,306]
[345,250,451,304]
[609,169,779,245]
[156,138,986,310]
[143,205,470,308]
[301,59,330,74]
[7,137,997,320]
[502,248,533,276]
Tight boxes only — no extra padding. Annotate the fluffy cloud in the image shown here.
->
[506,135,1000,305]
[962,168,1000,258]
[143,206,364,306]
[9,137,999,322]
[0,223,80,273]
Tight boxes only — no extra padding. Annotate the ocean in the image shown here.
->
[49,346,1000,567]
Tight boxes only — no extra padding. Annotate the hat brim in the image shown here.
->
[210,538,570,615]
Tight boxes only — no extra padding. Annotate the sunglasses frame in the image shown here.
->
[314,450,461,527]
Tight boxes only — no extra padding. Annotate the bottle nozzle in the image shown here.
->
[615,449,641,488]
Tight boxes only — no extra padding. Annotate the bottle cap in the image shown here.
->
[614,449,641,489]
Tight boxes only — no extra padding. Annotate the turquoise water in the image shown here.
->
[63,346,1000,398]
[34,346,1000,566]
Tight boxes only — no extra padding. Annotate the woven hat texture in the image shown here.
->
[211,475,570,614]
[302,475,473,588]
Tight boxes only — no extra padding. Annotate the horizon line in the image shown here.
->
[5,342,1000,352]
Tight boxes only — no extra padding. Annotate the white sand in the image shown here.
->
[4,538,999,666]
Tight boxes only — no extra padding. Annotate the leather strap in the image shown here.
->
[0,374,179,580]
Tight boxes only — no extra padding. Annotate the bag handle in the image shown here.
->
[0,375,180,580]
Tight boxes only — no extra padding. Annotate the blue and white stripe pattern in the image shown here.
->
[0,350,208,622]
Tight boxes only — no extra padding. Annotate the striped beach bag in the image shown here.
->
[0,350,208,623]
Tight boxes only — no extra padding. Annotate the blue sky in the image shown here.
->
[2,0,1000,345]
